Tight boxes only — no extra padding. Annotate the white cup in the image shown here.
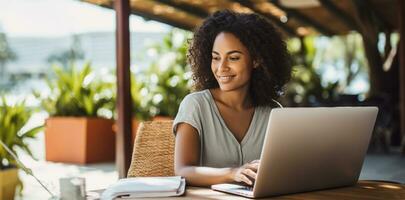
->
[59,177,86,200]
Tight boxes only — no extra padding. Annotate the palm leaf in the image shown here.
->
[0,96,39,169]
[21,125,43,139]
[37,63,114,118]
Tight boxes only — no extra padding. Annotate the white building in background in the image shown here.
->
[6,31,165,75]
[1,31,166,104]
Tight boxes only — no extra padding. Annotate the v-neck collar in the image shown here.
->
[206,89,257,146]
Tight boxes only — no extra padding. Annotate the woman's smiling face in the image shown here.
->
[211,32,255,92]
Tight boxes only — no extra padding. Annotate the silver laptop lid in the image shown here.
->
[254,107,378,197]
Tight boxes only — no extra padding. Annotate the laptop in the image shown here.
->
[211,107,378,198]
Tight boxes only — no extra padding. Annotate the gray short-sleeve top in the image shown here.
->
[173,89,272,168]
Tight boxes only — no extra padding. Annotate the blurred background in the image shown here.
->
[0,0,404,199]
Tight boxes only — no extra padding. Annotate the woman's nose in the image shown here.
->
[218,59,230,72]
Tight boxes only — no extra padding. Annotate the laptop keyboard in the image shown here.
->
[241,186,254,191]
[211,184,254,197]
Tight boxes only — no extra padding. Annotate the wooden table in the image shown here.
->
[89,181,405,200]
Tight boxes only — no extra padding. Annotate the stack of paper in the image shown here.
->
[100,176,185,200]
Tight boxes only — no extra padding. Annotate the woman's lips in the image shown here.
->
[217,75,236,83]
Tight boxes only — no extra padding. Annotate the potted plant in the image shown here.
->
[0,97,42,200]
[35,63,116,164]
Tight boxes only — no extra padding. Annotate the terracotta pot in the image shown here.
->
[45,117,115,164]
[0,167,18,200]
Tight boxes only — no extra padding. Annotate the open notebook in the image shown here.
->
[100,176,186,199]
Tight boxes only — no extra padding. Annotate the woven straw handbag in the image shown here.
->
[127,120,175,177]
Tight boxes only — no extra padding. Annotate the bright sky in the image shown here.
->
[0,0,170,37]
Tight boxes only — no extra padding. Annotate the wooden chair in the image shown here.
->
[127,120,175,177]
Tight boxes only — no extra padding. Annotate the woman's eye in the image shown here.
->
[212,57,220,61]
[229,57,240,61]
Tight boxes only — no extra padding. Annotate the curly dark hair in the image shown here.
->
[187,10,292,107]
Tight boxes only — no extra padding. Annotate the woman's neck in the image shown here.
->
[210,88,252,111]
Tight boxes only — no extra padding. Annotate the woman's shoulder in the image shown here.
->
[181,89,211,105]
[174,90,211,135]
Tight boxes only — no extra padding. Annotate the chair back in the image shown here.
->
[127,120,175,177]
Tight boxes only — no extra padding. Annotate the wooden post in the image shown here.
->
[351,0,385,96]
[399,0,405,154]
[115,0,132,178]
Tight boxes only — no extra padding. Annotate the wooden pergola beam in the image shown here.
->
[129,10,195,31]
[97,3,194,31]
[154,0,209,18]
[271,0,335,36]
[233,0,297,37]
[115,0,132,178]
[319,0,359,32]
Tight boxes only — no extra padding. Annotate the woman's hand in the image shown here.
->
[231,160,260,185]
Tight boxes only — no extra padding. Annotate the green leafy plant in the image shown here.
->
[284,34,366,106]
[134,29,192,118]
[34,62,115,118]
[0,97,42,170]
[131,74,152,120]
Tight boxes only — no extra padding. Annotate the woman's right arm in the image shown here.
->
[174,123,258,187]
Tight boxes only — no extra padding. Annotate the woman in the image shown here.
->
[173,10,292,187]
